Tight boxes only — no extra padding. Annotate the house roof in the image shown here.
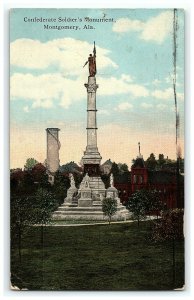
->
[101,159,113,166]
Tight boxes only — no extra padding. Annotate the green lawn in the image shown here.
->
[11,222,184,291]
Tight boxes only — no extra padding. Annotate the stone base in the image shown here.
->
[78,199,93,207]
[82,147,102,165]
[52,203,131,221]
[52,173,131,222]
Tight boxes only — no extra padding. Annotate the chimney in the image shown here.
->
[46,128,60,184]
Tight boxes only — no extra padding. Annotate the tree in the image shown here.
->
[159,154,164,161]
[152,209,184,288]
[24,158,38,170]
[111,162,120,176]
[33,188,58,244]
[127,189,165,226]
[145,153,157,170]
[52,172,70,206]
[158,154,165,167]
[31,163,48,185]
[10,169,25,194]
[119,163,129,173]
[101,173,110,189]
[102,197,117,224]
[126,190,147,226]
[11,196,35,262]
[29,188,58,288]
[144,190,164,219]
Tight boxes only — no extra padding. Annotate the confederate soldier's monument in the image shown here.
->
[53,43,129,221]
[82,42,102,175]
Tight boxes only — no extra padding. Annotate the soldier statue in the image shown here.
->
[83,41,97,76]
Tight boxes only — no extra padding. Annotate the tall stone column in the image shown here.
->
[46,128,60,184]
[82,76,102,175]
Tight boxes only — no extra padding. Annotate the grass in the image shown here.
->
[11,221,184,291]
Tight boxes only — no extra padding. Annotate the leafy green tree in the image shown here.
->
[159,154,164,160]
[145,153,157,170]
[18,171,35,196]
[33,188,58,244]
[28,188,58,288]
[111,162,120,176]
[126,190,147,226]
[102,197,117,224]
[11,196,35,261]
[73,172,83,188]
[24,158,38,170]
[158,154,165,167]
[101,173,110,189]
[144,190,164,219]
[52,172,70,206]
[119,163,129,173]
[152,209,184,288]
[131,158,136,164]
[31,163,50,188]
[127,189,164,226]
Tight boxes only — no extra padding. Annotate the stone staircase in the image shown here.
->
[52,202,130,221]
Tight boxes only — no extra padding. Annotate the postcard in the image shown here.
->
[10,8,184,291]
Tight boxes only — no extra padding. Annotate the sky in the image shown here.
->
[10,8,184,169]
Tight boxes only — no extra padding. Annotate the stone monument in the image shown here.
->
[53,43,130,221]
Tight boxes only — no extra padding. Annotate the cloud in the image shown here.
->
[165,74,175,84]
[141,102,153,109]
[152,87,173,100]
[98,109,110,115]
[113,11,173,44]
[121,74,134,82]
[11,72,150,109]
[152,87,184,101]
[140,11,173,43]
[23,106,29,113]
[177,92,184,101]
[165,73,183,88]
[115,102,133,111]
[98,76,149,98]
[112,18,144,33]
[10,72,85,109]
[156,104,167,110]
[10,38,118,75]
[152,79,161,86]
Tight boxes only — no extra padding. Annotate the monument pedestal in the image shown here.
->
[52,173,130,221]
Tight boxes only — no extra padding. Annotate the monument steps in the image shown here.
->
[53,211,104,215]
[52,210,130,220]
[53,203,130,221]
[56,203,128,211]
[56,206,103,212]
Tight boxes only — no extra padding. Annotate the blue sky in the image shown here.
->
[10,8,184,168]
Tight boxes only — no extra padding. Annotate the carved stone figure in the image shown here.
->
[69,173,75,188]
[83,42,97,76]
[110,173,114,187]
